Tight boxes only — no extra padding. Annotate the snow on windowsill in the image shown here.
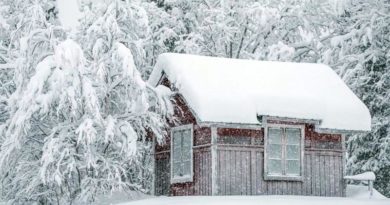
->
[171,174,192,184]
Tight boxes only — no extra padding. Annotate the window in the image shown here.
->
[170,124,193,183]
[264,125,304,180]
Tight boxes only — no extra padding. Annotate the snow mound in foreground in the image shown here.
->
[92,191,149,205]
[347,185,386,199]
[117,195,388,205]
[110,185,387,205]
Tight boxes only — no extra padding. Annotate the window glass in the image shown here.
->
[172,132,181,161]
[286,145,300,160]
[182,160,191,177]
[286,160,300,175]
[172,131,182,177]
[266,126,303,179]
[171,127,192,181]
[173,131,181,148]
[268,159,283,175]
[268,128,282,144]
[269,144,282,159]
[172,162,183,177]
[182,130,192,150]
[286,128,300,145]
[183,147,192,164]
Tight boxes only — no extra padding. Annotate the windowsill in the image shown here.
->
[171,175,193,184]
[264,174,304,182]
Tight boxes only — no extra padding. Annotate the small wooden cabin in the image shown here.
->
[148,53,371,197]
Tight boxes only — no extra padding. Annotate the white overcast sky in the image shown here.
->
[57,0,81,31]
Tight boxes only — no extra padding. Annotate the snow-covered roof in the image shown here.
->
[148,53,371,132]
[345,172,376,181]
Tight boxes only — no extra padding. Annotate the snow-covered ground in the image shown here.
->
[1,185,387,204]
[116,195,389,205]
[93,191,150,205]
[347,185,386,199]
[90,185,387,205]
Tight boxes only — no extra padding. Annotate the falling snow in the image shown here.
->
[0,0,389,204]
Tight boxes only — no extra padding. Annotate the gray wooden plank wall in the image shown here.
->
[194,149,212,195]
[155,157,170,196]
[216,147,344,196]
[155,148,212,196]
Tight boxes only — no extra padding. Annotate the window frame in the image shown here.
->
[170,124,194,184]
[264,123,305,181]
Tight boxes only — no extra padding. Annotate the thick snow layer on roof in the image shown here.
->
[345,172,376,181]
[149,53,371,131]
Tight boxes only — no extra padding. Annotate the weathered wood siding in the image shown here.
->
[194,148,212,195]
[155,154,170,196]
[156,125,345,197]
[170,147,212,196]
[215,126,345,197]
[154,75,346,197]
[217,147,258,195]
[216,148,344,196]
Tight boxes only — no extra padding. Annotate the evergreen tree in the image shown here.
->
[330,0,390,197]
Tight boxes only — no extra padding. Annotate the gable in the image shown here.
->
[159,74,198,125]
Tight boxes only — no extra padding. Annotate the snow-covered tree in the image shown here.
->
[194,0,283,59]
[141,0,201,76]
[152,0,335,62]
[0,0,171,204]
[0,0,62,124]
[75,0,172,200]
[1,38,170,203]
[328,0,390,197]
[78,0,153,77]
[0,0,65,202]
